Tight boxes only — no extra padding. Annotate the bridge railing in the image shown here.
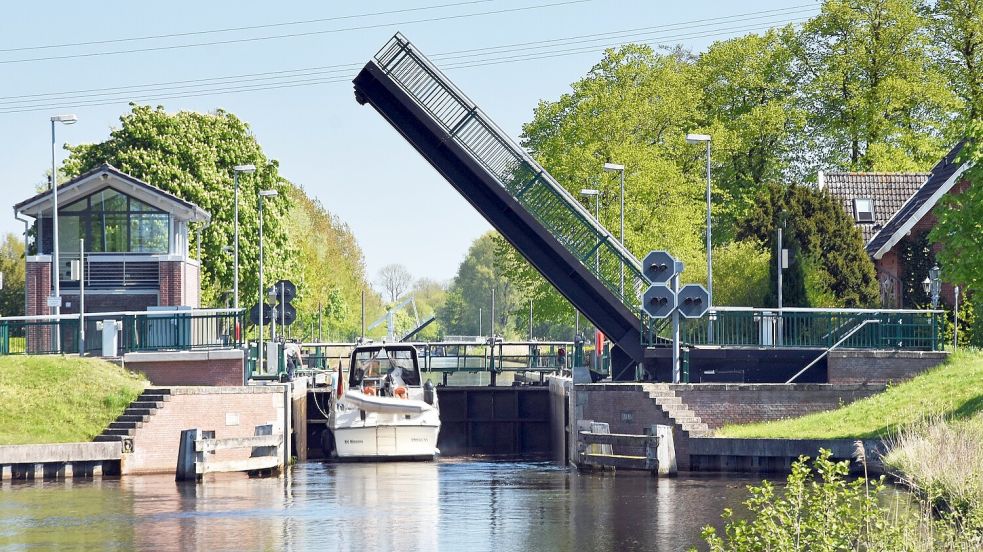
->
[642,307,943,351]
[373,33,646,310]
[299,340,578,375]
[0,309,243,356]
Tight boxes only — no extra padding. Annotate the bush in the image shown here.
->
[712,240,770,307]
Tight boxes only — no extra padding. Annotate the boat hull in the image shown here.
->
[333,424,440,460]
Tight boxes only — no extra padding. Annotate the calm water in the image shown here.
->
[0,460,761,552]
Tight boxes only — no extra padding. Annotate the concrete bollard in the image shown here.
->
[655,425,677,476]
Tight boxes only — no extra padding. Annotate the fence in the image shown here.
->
[642,307,943,351]
[0,309,242,356]
[576,420,676,475]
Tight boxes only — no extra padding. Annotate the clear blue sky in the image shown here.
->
[0,0,815,287]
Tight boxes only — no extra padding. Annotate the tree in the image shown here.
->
[931,121,983,295]
[796,0,958,171]
[62,104,292,308]
[377,264,412,302]
[931,0,983,120]
[0,234,26,317]
[739,183,878,307]
[438,233,520,337]
[695,27,808,226]
[283,183,373,340]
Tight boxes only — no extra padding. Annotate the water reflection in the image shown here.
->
[0,461,760,551]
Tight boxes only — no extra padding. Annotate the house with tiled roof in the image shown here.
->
[822,142,970,308]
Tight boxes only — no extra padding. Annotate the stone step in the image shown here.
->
[653,396,683,406]
[93,435,124,442]
[681,422,709,433]
[123,408,154,417]
[129,401,164,410]
[109,421,142,430]
[664,408,697,419]
[137,394,170,403]
[117,414,149,423]
[144,388,172,395]
[101,428,135,437]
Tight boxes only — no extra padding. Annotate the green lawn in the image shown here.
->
[717,349,983,439]
[0,356,147,445]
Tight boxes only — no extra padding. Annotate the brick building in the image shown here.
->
[14,163,210,318]
[821,142,970,307]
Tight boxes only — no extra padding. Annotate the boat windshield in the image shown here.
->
[350,347,420,387]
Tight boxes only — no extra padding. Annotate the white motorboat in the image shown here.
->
[326,343,440,460]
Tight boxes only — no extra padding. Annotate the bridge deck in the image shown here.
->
[353,34,644,378]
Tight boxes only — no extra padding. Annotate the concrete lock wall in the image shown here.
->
[827,350,947,384]
[670,383,886,430]
[122,386,284,475]
[122,350,245,387]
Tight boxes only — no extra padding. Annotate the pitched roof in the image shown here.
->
[13,163,210,222]
[822,172,929,244]
[866,140,969,259]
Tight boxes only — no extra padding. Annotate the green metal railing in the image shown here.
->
[374,34,646,310]
[642,307,943,351]
[0,309,243,356]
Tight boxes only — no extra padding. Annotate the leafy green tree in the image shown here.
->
[739,183,878,307]
[797,0,958,171]
[438,232,520,338]
[0,234,25,317]
[695,27,808,227]
[62,105,292,309]
[283,183,372,340]
[931,0,983,120]
[711,241,771,307]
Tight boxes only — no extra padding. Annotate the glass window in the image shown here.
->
[854,199,875,223]
[61,198,88,213]
[90,189,128,212]
[130,213,169,253]
[102,213,128,252]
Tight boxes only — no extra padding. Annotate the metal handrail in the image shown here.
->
[372,34,645,307]
[785,319,880,383]
[710,306,945,315]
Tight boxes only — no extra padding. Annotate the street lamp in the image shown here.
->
[686,133,713,310]
[50,114,77,351]
[232,164,256,312]
[922,265,941,309]
[580,188,601,274]
[603,162,625,297]
[257,189,278,375]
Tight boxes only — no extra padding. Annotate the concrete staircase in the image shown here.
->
[641,383,710,437]
[94,388,171,443]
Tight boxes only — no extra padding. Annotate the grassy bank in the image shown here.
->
[0,356,147,445]
[717,349,983,439]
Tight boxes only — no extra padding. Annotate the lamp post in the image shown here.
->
[49,114,77,351]
[257,189,278,375]
[603,162,625,297]
[580,188,601,274]
[232,164,256,312]
[686,133,713,309]
[922,265,941,309]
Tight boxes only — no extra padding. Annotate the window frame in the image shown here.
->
[52,187,171,255]
[853,198,875,223]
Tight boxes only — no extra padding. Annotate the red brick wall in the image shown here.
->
[123,387,285,475]
[123,352,245,386]
[670,384,884,430]
[827,350,946,384]
[158,261,183,307]
[25,260,52,352]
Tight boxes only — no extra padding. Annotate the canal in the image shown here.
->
[0,460,760,551]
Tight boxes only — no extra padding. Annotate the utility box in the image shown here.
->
[759,312,776,347]
[101,319,120,357]
[266,341,281,375]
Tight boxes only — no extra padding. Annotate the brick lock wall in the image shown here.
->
[670,384,884,430]
[123,387,284,475]
[158,261,183,307]
[827,350,946,385]
[25,261,52,352]
[126,358,244,386]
